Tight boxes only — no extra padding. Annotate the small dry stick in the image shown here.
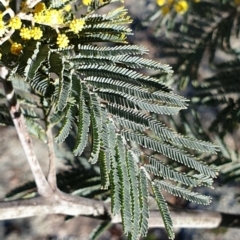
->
[0,66,52,197]
[46,127,57,191]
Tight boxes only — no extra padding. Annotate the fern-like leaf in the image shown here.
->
[109,145,121,215]
[75,44,148,57]
[78,64,171,91]
[154,180,211,205]
[84,90,102,163]
[49,52,67,111]
[126,151,140,240]
[107,104,217,153]
[116,135,132,234]
[73,81,91,156]
[89,221,111,240]
[145,156,199,187]
[98,148,110,189]
[30,71,50,96]
[17,41,41,80]
[87,77,182,107]
[0,105,12,126]
[152,182,175,240]
[138,168,149,237]
[123,131,217,178]
[55,104,75,143]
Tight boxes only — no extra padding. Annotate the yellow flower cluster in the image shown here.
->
[20,27,31,40]
[34,9,64,25]
[0,0,89,52]
[31,27,43,40]
[156,0,189,15]
[33,2,64,26]
[57,33,69,48]
[82,0,91,5]
[69,18,85,33]
[34,2,46,13]
[157,0,172,6]
[174,1,189,14]
[10,42,23,55]
[8,17,22,30]
[20,27,43,40]
[64,4,72,12]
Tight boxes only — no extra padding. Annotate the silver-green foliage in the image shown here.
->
[0,1,219,239]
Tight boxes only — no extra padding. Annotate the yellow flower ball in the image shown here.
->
[31,27,43,40]
[174,0,189,14]
[69,19,85,33]
[161,5,171,15]
[34,12,45,24]
[57,34,69,48]
[64,4,72,12]
[83,0,91,6]
[11,42,23,55]
[9,17,22,30]
[45,9,64,25]
[34,2,46,13]
[20,27,32,40]
[156,0,165,6]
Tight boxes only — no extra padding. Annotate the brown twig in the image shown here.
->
[0,191,107,220]
[0,66,52,197]
[112,209,222,228]
[46,127,57,191]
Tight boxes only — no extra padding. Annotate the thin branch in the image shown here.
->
[0,191,107,220]
[112,210,222,228]
[1,191,239,229]
[0,66,52,197]
[113,209,240,229]
[46,127,57,191]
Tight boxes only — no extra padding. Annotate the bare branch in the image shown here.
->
[0,191,107,220]
[112,210,222,228]
[2,191,239,230]
[0,66,52,197]
[46,127,57,191]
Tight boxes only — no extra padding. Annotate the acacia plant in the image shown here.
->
[0,0,219,239]
[143,0,240,182]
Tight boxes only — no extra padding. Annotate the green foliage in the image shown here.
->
[0,1,220,239]
[144,0,240,185]
[0,105,12,126]
[139,168,149,237]
[89,221,111,240]
[152,182,174,240]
